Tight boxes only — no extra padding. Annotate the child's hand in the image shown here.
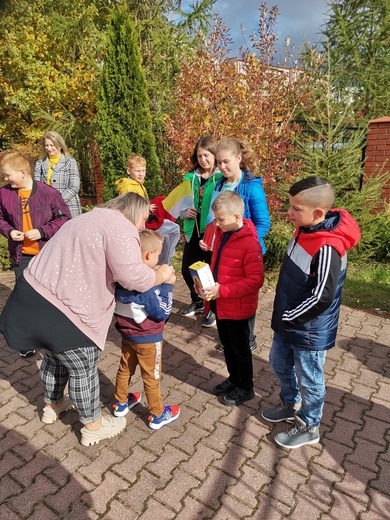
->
[199,239,208,251]
[166,272,177,285]
[10,230,24,241]
[24,229,41,241]
[155,264,175,282]
[149,203,157,213]
[201,283,220,300]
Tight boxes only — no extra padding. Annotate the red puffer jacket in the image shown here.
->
[210,219,264,320]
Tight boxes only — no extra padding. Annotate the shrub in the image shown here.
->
[0,235,12,271]
[165,9,303,212]
[264,218,292,269]
[349,200,390,262]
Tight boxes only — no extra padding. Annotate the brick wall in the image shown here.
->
[365,116,390,202]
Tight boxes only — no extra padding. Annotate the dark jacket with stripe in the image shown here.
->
[114,283,174,344]
[271,209,361,350]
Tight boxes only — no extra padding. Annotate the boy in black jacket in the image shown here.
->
[261,177,361,448]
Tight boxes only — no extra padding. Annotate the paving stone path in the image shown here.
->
[0,270,389,519]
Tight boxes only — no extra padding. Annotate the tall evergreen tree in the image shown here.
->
[293,49,389,261]
[97,3,161,200]
[125,0,216,191]
[321,0,390,120]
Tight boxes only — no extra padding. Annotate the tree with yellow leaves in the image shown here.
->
[0,0,109,150]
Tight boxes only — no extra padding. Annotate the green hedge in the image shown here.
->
[264,219,291,269]
[0,235,12,271]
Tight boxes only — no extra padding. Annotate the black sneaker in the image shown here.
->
[180,301,205,317]
[223,387,255,406]
[213,379,236,395]
[215,343,224,352]
[20,350,36,358]
[202,311,216,327]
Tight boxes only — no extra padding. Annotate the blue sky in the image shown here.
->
[198,0,330,60]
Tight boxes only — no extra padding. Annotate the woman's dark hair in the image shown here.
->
[190,135,218,171]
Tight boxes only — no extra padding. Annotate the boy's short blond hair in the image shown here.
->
[127,154,146,169]
[211,191,245,216]
[0,150,32,177]
[139,229,164,252]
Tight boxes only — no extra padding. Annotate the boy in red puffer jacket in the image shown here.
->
[195,190,264,406]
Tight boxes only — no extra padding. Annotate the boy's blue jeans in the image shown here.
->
[269,332,327,427]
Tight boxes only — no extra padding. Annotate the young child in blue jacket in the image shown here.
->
[113,229,180,430]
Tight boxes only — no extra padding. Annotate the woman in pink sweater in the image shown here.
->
[0,192,174,446]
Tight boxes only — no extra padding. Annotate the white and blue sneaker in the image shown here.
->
[148,405,180,430]
[112,392,141,417]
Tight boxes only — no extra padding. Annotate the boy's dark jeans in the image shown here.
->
[216,315,254,391]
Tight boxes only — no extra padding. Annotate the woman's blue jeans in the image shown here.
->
[269,332,327,427]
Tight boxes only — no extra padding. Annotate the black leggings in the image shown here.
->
[13,254,35,281]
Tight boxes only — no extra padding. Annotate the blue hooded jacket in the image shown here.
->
[215,170,271,253]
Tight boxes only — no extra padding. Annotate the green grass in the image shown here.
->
[172,241,184,273]
[263,262,389,315]
[342,262,390,315]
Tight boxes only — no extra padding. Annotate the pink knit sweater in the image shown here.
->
[24,208,156,349]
